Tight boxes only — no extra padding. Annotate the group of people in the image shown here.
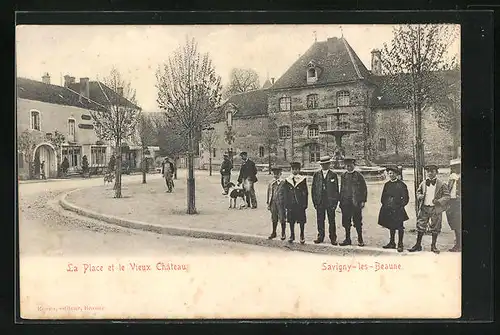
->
[222,152,461,253]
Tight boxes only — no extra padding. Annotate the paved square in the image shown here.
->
[66,169,456,250]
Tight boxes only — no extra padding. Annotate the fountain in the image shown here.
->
[303,108,386,181]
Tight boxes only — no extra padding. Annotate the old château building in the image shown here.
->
[201,36,459,171]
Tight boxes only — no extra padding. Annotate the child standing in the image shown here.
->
[266,166,286,240]
[282,162,308,244]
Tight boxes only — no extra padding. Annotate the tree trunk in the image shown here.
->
[413,103,425,215]
[142,148,147,184]
[395,144,399,156]
[209,155,212,176]
[187,131,196,214]
[114,142,122,198]
[173,157,178,179]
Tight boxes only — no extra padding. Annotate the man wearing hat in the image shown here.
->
[339,156,368,246]
[237,151,258,208]
[266,166,286,240]
[377,165,410,252]
[311,155,340,245]
[409,164,450,253]
[446,158,461,252]
[220,153,233,195]
[161,157,175,193]
[282,162,308,244]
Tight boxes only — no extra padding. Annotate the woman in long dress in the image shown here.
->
[378,166,410,252]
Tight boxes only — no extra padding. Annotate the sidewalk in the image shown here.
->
[62,169,456,253]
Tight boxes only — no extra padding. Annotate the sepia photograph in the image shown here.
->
[16,23,461,319]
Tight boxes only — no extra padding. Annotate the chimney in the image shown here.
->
[79,77,90,99]
[42,73,50,84]
[271,78,275,85]
[117,87,123,96]
[371,49,382,76]
[327,37,339,55]
[63,75,71,87]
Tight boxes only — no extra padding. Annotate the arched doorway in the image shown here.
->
[33,143,57,179]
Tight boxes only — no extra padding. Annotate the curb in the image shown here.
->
[59,189,410,256]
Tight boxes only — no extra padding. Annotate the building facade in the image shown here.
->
[16,74,158,180]
[201,37,459,170]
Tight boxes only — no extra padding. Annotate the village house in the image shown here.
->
[201,36,459,171]
[16,74,159,179]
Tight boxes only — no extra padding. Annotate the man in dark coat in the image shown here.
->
[339,157,368,246]
[220,154,233,195]
[161,158,175,193]
[266,166,286,240]
[312,155,340,245]
[409,164,450,254]
[282,162,308,244]
[446,158,461,252]
[237,151,258,208]
[378,166,410,252]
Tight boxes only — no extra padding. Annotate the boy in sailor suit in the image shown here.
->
[408,164,450,254]
[282,162,308,244]
[266,166,286,240]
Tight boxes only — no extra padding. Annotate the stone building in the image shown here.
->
[202,36,460,170]
[16,74,158,179]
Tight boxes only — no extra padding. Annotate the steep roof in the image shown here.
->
[271,37,371,90]
[262,79,273,89]
[16,77,106,112]
[17,77,140,111]
[370,70,460,107]
[223,89,268,119]
[68,81,140,110]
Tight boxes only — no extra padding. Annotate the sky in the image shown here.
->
[16,24,460,113]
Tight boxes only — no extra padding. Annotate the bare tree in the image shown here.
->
[223,68,260,99]
[151,113,188,180]
[90,67,141,198]
[380,24,458,212]
[266,116,279,174]
[380,112,408,155]
[433,76,461,158]
[156,37,223,214]
[17,130,43,179]
[201,128,219,176]
[136,113,156,184]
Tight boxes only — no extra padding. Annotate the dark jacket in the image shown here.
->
[266,178,285,206]
[282,174,308,210]
[339,170,367,208]
[377,179,410,229]
[416,178,450,214]
[161,161,174,175]
[237,159,258,183]
[220,159,233,176]
[311,169,340,208]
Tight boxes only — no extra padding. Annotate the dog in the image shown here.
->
[226,182,247,209]
[103,171,114,185]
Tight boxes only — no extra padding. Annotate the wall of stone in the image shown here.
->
[267,82,375,168]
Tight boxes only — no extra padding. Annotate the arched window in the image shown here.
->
[259,146,265,157]
[30,110,41,131]
[337,91,350,107]
[309,143,320,163]
[68,118,76,137]
[279,97,291,111]
[306,94,318,109]
[308,124,319,138]
[308,68,316,78]
[279,125,291,139]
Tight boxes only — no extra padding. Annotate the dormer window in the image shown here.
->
[308,124,319,138]
[307,61,318,84]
